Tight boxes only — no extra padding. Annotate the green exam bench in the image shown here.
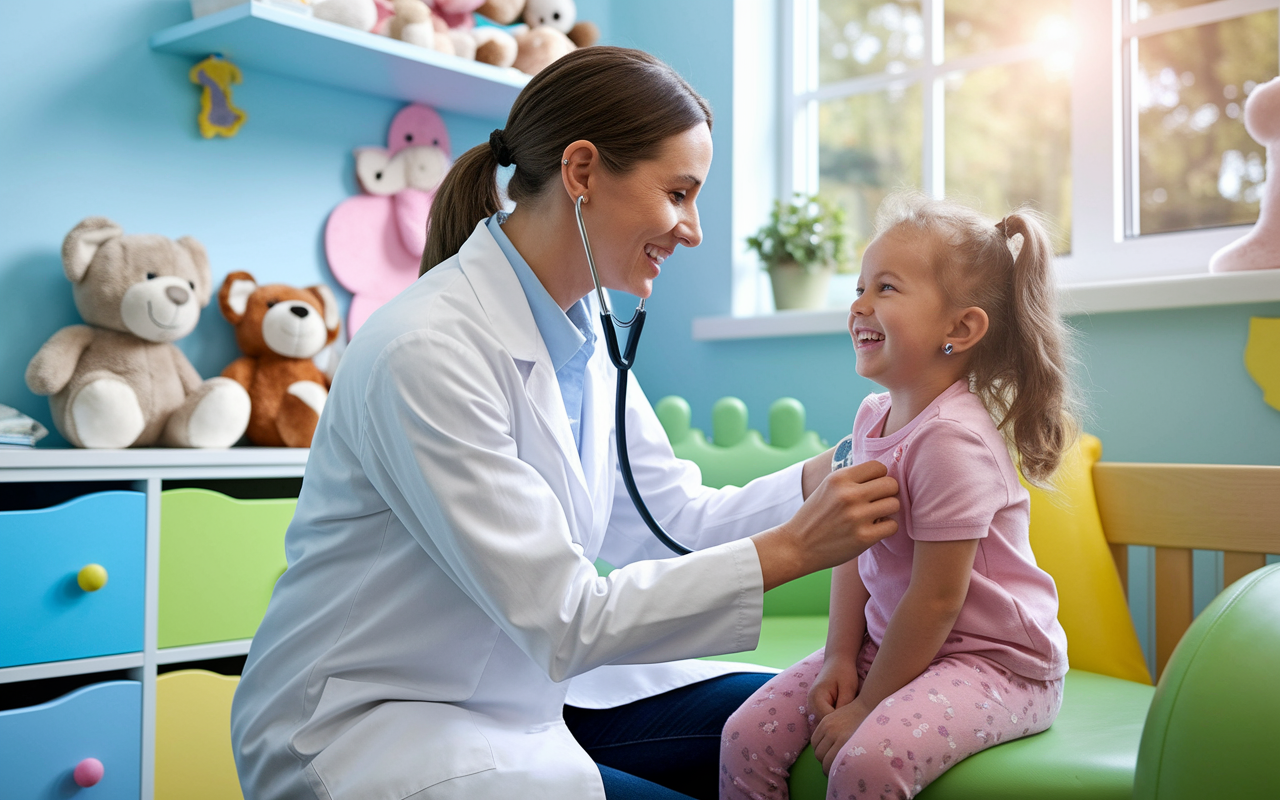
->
[656,395,1157,799]
[703,577,1154,800]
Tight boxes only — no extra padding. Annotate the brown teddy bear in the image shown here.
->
[218,272,340,448]
[26,217,251,449]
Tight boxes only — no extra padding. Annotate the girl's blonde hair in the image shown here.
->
[875,191,1080,483]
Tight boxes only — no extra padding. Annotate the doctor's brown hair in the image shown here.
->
[875,192,1081,484]
[421,46,713,274]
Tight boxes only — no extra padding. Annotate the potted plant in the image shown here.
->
[746,193,849,311]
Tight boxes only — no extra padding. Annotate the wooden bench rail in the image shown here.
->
[1093,462,1280,678]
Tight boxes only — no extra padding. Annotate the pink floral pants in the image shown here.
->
[719,640,1062,799]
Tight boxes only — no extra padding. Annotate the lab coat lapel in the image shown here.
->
[456,223,593,535]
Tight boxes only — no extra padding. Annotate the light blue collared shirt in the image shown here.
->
[487,213,596,453]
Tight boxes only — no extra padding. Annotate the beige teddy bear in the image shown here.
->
[25,217,251,448]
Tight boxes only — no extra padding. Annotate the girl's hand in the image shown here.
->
[812,697,873,775]
[808,656,860,727]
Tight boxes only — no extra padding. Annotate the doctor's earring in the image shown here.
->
[563,159,569,165]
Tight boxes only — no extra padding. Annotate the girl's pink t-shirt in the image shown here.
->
[834,380,1068,681]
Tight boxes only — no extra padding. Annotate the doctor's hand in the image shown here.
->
[751,460,898,592]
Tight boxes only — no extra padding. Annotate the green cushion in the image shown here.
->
[788,670,1153,800]
[703,615,829,670]
[1134,564,1280,800]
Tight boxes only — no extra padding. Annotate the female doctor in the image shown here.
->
[231,47,899,800]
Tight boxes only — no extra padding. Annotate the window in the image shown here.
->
[791,0,1073,256]
[733,0,1280,316]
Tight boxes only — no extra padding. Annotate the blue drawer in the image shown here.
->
[0,680,142,798]
[0,491,145,668]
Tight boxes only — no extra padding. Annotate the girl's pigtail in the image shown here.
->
[421,142,504,275]
[996,212,1079,483]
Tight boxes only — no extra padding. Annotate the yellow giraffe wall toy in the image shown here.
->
[189,55,246,139]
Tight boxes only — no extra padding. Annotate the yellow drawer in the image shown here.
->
[155,670,242,800]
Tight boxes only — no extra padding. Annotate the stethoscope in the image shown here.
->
[575,194,691,556]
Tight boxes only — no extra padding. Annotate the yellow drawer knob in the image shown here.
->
[77,564,108,592]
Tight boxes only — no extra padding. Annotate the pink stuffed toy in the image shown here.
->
[324,104,451,335]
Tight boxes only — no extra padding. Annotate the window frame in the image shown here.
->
[729,0,1280,322]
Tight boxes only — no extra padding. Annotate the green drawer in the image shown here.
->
[159,489,295,649]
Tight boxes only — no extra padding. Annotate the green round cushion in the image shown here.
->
[1134,563,1280,799]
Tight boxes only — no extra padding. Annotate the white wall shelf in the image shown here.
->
[694,268,1280,341]
[149,1,528,119]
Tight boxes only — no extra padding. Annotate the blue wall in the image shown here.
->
[0,0,502,447]
[3,0,1279,465]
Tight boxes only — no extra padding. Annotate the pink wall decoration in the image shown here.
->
[325,104,451,335]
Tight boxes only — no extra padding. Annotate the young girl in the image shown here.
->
[720,192,1077,799]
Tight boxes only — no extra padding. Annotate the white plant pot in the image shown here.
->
[769,261,833,311]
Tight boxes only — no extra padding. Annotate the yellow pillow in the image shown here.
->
[1024,434,1152,685]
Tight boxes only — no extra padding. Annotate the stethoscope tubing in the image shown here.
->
[574,195,691,556]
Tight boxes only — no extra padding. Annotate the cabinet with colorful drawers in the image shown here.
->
[0,448,307,800]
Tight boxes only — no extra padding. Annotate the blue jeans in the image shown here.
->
[563,672,772,800]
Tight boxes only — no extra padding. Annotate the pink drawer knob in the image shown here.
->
[77,564,108,592]
[73,757,104,787]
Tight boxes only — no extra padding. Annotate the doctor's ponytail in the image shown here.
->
[421,46,713,274]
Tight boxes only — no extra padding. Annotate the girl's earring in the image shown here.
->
[943,343,954,355]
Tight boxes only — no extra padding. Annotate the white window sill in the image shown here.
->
[692,268,1280,341]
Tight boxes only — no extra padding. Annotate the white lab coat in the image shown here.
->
[230,221,804,800]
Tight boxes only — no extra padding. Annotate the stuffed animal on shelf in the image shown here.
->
[25,217,251,449]
[312,0,379,31]
[387,0,517,66]
[430,0,483,59]
[477,0,596,75]
[469,17,519,68]
[325,103,451,335]
[388,0,457,55]
[520,0,598,49]
[218,272,340,448]
[1210,76,1280,272]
